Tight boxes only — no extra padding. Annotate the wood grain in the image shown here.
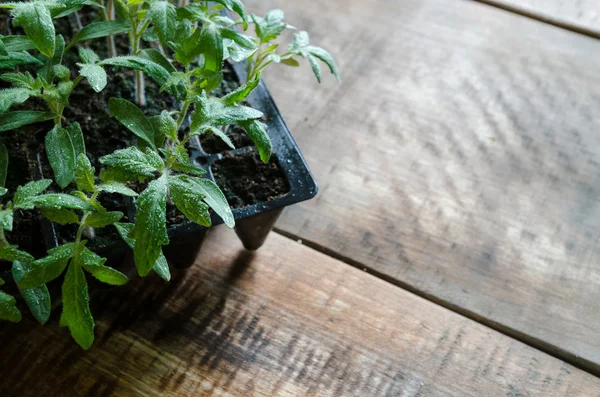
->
[1,227,599,396]
[246,0,600,374]
[475,0,600,38]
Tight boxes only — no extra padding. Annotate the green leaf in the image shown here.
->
[153,253,170,282]
[99,167,139,184]
[170,144,205,176]
[0,88,34,113]
[190,68,223,92]
[307,53,323,84]
[141,26,160,43]
[0,52,42,70]
[100,56,170,86]
[243,120,272,163]
[12,261,51,325]
[222,30,257,63]
[132,175,169,276]
[67,122,86,159]
[78,47,99,64]
[74,154,95,193]
[78,63,107,93]
[289,31,341,83]
[114,0,129,19]
[172,160,206,177]
[200,23,224,73]
[251,10,291,43]
[149,110,178,147]
[281,56,300,67]
[81,247,128,286]
[0,111,55,132]
[0,209,13,231]
[0,37,7,56]
[0,245,34,263]
[0,290,21,322]
[115,222,170,281]
[43,34,65,82]
[97,181,138,197]
[172,27,202,66]
[222,73,260,106]
[213,0,248,29]
[149,1,177,48]
[168,175,211,227]
[0,143,7,187]
[31,194,95,211]
[139,48,176,73]
[108,98,156,150]
[189,177,234,228]
[50,6,82,20]
[115,222,135,249]
[207,126,234,149]
[18,243,76,289]
[2,36,36,52]
[0,71,36,88]
[61,259,94,350]
[58,80,73,98]
[67,19,131,50]
[11,3,55,57]
[100,147,163,178]
[85,210,123,228]
[13,179,52,209]
[263,53,281,67]
[54,64,70,80]
[46,125,76,188]
[158,71,187,100]
[175,3,205,21]
[190,92,263,136]
[41,208,79,225]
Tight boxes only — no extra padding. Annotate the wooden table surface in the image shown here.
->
[475,0,600,38]
[2,0,600,396]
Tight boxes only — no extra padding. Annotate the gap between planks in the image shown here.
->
[273,227,599,379]
[469,0,600,40]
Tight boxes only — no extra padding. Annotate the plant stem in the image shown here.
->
[54,76,84,126]
[130,12,149,107]
[75,191,99,244]
[0,228,9,247]
[74,11,83,31]
[248,40,269,82]
[98,0,109,20]
[107,0,117,58]
[98,1,116,57]
[247,48,256,80]
[135,71,146,107]
[131,39,145,107]
[163,98,193,168]
[75,216,88,244]
[176,99,192,131]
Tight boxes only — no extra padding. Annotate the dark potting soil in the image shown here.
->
[211,150,290,209]
[201,124,254,154]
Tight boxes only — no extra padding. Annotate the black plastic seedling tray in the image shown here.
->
[39,59,318,270]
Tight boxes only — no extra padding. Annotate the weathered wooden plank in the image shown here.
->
[247,0,600,374]
[0,227,599,396]
[475,0,600,38]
